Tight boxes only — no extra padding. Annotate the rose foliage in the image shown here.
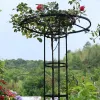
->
[10,0,86,42]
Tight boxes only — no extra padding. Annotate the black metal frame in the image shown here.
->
[20,14,91,37]
[20,13,91,100]
[43,35,68,100]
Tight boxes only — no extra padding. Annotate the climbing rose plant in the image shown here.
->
[10,0,87,42]
[90,24,100,42]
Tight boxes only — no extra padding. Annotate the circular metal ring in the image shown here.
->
[45,62,66,68]
[20,13,91,38]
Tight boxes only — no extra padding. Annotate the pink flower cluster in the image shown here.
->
[0,79,22,100]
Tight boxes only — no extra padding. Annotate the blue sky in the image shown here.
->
[0,0,100,60]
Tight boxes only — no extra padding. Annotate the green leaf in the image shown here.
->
[90,38,93,40]
[37,38,42,42]
[68,1,73,5]
[95,31,98,36]
[34,34,39,38]
[29,9,32,14]
[14,29,17,32]
[93,39,95,43]
[92,32,94,37]
[22,32,26,35]
[29,34,32,38]
[14,14,18,17]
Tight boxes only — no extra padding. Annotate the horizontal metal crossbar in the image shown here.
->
[45,62,66,68]
[45,94,67,97]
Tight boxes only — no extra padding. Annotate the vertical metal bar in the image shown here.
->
[44,34,46,100]
[51,36,54,100]
[58,17,60,100]
[66,34,68,100]
[58,37,60,100]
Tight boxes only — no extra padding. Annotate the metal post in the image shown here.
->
[51,37,54,100]
[58,18,60,100]
[44,35,46,100]
[66,34,68,100]
[58,38,60,100]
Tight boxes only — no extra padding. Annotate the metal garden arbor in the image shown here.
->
[20,13,91,100]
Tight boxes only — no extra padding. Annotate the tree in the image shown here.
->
[83,41,91,50]
[22,76,44,96]
[71,53,82,70]
[0,60,5,76]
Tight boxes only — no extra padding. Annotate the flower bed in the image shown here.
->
[0,79,22,100]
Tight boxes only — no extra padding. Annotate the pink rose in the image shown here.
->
[80,6,85,11]
[37,4,44,11]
